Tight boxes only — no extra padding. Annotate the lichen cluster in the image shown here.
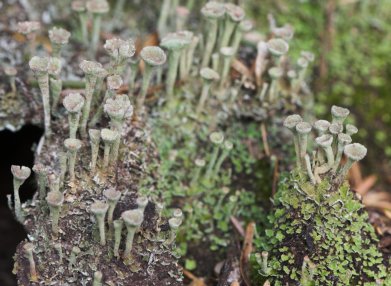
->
[253,108,390,285]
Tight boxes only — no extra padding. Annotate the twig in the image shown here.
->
[261,122,271,156]
[230,216,245,237]
[240,222,255,286]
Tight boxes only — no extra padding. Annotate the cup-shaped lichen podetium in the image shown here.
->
[63,93,85,139]
[86,0,110,56]
[136,196,149,214]
[315,134,334,174]
[11,165,31,223]
[90,201,109,245]
[295,121,312,168]
[200,1,225,68]
[197,67,220,114]
[219,47,235,89]
[89,129,101,172]
[104,38,135,74]
[137,46,166,111]
[104,94,133,163]
[113,219,123,258]
[48,57,63,115]
[205,131,225,180]
[332,133,352,173]
[32,163,48,200]
[266,38,289,66]
[160,31,192,97]
[283,114,303,168]
[338,143,367,180]
[29,56,52,137]
[71,1,88,44]
[17,21,41,56]
[331,105,350,125]
[267,66,283,103]
[79,60,107,137]
[232,20,253,55]
[165,217,182,245]
[64,138,82,182]
[220,3,245,49]
[46,190,64,236]
[121,209,144,259]
[103,188,121,224]
[93,271,103,286]
[101,128,119,167]
[23,242,38,282]
[48,27,71,57]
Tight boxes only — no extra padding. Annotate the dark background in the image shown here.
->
[0,126,42,286]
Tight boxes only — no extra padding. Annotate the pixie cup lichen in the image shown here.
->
[121,209,144,259]
[11,165,31,223]
[63,93,85,138]
[46,190,64,236]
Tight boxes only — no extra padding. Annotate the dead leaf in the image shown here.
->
[240,222,255,286]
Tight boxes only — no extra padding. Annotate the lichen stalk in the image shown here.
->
[113,219,123,258]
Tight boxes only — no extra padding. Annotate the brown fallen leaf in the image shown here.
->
[355,175,377,196]
[363,192,391,211]
[232,58,253,79]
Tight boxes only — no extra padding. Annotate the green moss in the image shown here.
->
[253,170,389,285]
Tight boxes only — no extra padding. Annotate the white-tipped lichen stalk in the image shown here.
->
[63,93,85,138]
[213,140,233,176]
[103,188,121,225]
[4,66,17,95]
[179,32,194,81]
[136,196,149,214]
[93,271,103,286]
[79,60,107,137]
[48,174,61,193]
[260,251,270,275]
[91,201,109,245]
[113,219,123,258]
[128,58,139,96]
[184,35,199,78]
[71,1,88,45]
[161,31,192,97]
[46,190,64,236]
[165,217,182,245]
[201,2,225,67]
[69,246,80,268]
[197,67,220,114]
[232,20,253,55]
[104,95,133,164]
[283,115,303,168]
[212,53,220,72]
[346,124,358,136]
[267,67,283,103]
[266,38,289,67]
[86,0,109,57]
[11,165,31,223]
[219,47,235,89]
[220,4,245,49]
[23,243,38,282]
[103,38,136,75]
[205,132,224,180]
[293,57,309,94]
[332,133,352,173]
[88,129,101,172]
[32,164,47,200]
[48,27,71,57]
[29,56,51,136]
[338,143,367,180]
[296,122,312,168]
[59,151,67,187]
[17,21,41,56]
[101,129,119,167]
[48,57,63,115]
[305,154,316,185]
[331,105,350,125]
[137,46,166,111]
[315,134,335,170]
[157,0,172,36]
[190,158,206,187]
[90,74,123,126]
[64,138,82,182]
[122,209,144,258]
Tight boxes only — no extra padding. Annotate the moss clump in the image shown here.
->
[253,169,388,285]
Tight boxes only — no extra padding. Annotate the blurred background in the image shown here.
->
[1,0,390,285]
